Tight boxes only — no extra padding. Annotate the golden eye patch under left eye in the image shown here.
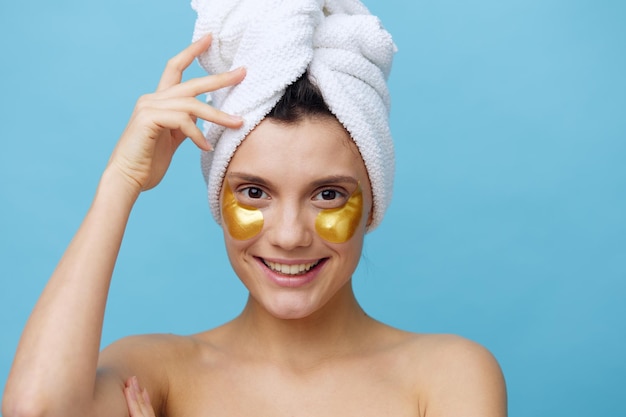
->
[315,185,364,244]
[221,182,264,240]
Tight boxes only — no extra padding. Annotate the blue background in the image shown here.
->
[1,1,624,415]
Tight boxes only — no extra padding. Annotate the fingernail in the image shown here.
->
[228,115,244,123]
[132,375,140,390]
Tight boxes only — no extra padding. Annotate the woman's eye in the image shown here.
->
[314,189,342,201]
[244,187,266,199]
[321,190,337,200]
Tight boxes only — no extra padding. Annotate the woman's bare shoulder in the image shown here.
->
[101,333,198,356]
[398,332,507,417]
[99,330,225,367]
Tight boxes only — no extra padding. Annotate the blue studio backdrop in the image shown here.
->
[1,1,624,416]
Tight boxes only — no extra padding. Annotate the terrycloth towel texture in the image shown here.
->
[192,0,396,231]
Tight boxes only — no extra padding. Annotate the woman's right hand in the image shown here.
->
[106,34,245,194]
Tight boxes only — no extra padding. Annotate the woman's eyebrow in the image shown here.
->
[227,173,358,188]
[227,172,272,187]
[310,176,358,188]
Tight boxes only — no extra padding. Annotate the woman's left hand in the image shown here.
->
[124,376,157,417]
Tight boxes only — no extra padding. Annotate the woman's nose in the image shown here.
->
[265,203,313,250]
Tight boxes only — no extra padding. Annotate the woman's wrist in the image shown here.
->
[97,166,143,210]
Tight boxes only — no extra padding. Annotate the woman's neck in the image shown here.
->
[226,281,379,370]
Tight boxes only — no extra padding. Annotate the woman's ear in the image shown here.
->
[366,203,374,228]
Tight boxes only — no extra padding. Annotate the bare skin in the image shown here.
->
[3,37,506,417]
[121,325,506,417]
[118,118,506,417]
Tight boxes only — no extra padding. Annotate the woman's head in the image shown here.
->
[194,0,396,231]
[220,109,372,319]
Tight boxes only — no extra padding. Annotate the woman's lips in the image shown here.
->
[263,259,321,275]
[256,257,327,288]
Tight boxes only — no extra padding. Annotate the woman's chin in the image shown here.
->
[266,304,317,321]
[256,294,323,321]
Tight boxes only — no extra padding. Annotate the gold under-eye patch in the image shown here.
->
[315,185,364,243]
[221,182,264,240]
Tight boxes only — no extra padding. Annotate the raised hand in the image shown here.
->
[106,34,246,193]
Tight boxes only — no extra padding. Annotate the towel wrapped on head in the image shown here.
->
[192,0,396,231]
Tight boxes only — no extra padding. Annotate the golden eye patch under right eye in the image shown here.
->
[221,182,264,240]
[315,185,364,243]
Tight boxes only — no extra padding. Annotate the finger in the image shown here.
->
[157,34,212,91]
[143,109,213,151]
[124,377,143,417]
[124,386,141,417]
[132,377,152,416]
[141,388,157,417]
[157,66,246,100]
[141,97,243,129]
[170,114,210,152]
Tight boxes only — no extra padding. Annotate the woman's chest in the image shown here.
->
[164,358,421,417]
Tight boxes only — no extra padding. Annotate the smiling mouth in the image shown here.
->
[261,259,324,276]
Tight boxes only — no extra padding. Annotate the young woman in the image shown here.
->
[3,2,506,416]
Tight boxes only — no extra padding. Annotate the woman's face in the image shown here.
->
[221,116,373,320]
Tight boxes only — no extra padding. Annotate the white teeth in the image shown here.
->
[264,260,320,276]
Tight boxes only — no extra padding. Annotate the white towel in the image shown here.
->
[192,0,396,231]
